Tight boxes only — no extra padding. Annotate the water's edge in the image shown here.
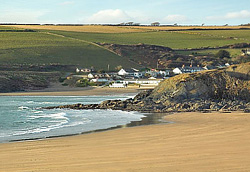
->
[8,112,173,143]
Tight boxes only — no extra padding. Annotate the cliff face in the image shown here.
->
[47,63,250,112]
[150,62,250,104]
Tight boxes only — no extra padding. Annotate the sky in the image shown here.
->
[0,0,250,25]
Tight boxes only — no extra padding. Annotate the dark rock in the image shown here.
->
[244,109,250,113]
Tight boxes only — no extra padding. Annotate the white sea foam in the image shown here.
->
[12,118,69,136]
[32,110,43,114]
[29,112,69,120]
[0,95,145,143]
[18,106,29,110]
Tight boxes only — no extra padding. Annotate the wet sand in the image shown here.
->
[1,111,250,172]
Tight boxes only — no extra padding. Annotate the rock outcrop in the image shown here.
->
[46,63,250,113]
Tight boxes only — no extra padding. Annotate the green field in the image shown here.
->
[0,26,249,70]
[48,30,246,49]
[0,32,137,70]
[184,30,250,41]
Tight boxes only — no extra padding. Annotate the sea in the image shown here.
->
[0,95,162,143]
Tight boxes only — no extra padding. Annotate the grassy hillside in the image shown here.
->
[184,30,250,41]
[0,71,60,92]
[0,25,249,69]
[0,32,138,70]
[7,25,250,49]
[48,30,246,49]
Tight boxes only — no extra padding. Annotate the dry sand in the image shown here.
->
[1,111,250,172]
[0,84,142,96]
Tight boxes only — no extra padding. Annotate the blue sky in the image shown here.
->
[0,0,250,25]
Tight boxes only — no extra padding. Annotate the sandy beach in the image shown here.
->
[1,111,250,172]
[0,83,143,96]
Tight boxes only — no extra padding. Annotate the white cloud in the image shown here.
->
[0,9,49,24]
[86,9,132,24]
[207,10,250,20]
[60,1,74,6]
[162,14,189,24]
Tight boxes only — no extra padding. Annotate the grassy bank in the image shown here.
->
[0,31,137,70]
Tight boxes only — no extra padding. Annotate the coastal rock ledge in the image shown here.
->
[46,63,250,113]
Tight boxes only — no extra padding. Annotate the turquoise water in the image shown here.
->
[0,95,145,143]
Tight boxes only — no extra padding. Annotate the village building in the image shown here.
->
[118,68,144,78]
[118,69,127,76]
[242,49,250,56]
[76,67,93,73]
[146,69,170,78]
[91,78,109,83]
[173,66,204,75]
[109,83,127,88]
[87,73,94,79]
[165,69,172,76]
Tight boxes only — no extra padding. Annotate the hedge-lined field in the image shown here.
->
[182,30,250,41]
[0,32,137,69]
[0,25,249,69]
[49,30,246,49]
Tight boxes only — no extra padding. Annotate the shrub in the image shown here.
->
[215,50,231,59]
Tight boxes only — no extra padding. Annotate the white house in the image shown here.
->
[118,69,127,76]
[76,68,80,73]
[173,66,204,74]
[87,73,94,79]
[109,83,127,88]
[118,68,144,78]
[173,68,182,74]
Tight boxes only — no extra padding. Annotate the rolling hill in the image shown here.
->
[0,26,139,70]
[0,25,249,69]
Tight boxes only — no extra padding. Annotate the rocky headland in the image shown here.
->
[46,62,250,113]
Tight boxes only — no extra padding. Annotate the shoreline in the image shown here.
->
[1,111,250,172]
[5,112,170,144]
[0,86,146,96]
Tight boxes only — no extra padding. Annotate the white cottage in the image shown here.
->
[118,69,127,76]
